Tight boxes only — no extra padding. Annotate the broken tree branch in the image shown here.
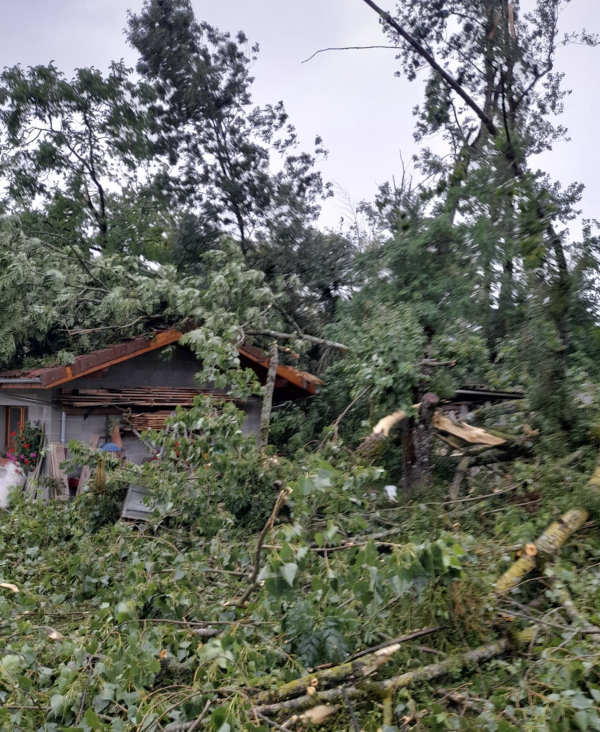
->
[256,630,420,704]
[551,580,600,641]
[255,640,509,716]
[246,329,349,352]
[360,0,497,136]
[255,640,404,705]
[348,626,444,661]
[253,630,446,708]
[341,687,360,732]
[432,413,507,447]
[260,340,279,447]
[236,487,292,607]
[495,509,589,594]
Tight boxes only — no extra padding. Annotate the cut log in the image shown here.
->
[495,509,588,593]
[255,634,420,705]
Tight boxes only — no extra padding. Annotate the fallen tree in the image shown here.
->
[2,399,600,731]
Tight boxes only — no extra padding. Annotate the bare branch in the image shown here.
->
[236,487,292,607]
[302,45,400,64]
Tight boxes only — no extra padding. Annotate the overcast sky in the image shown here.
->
[2,1,599,233]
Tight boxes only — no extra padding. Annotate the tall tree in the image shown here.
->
[357,0,599,423]
[127,0,328,260]
[0,61,169,255]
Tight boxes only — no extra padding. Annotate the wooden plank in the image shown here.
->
[24,422,46,500]
[49,443,69,500]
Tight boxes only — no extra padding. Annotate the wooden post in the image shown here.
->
[260,340,279,448]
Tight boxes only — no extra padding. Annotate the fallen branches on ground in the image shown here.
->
[255,641,509,716]
[255,627,443,705]
[236,486,292,606]
[495,509,589,593]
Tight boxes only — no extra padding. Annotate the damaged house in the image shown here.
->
[0,329,322,501]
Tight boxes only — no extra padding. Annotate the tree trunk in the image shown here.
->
[400,393,439,492]
[412,393,440,488]
[259,340,279,447]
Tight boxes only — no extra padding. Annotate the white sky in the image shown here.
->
[2,0,599,233]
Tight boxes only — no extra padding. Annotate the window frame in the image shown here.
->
[5,406,28,449]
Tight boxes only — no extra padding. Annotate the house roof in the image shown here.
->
[0,329,324,396]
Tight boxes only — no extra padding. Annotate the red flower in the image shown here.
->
[10,431,16,437]
[24,459,30,465]
[23,443,30,449]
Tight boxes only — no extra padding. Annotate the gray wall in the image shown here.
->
[73,345,202,391]
[0,405,5,448]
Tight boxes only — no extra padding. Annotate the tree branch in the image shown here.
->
[302,45,401,64]
[246,329,349,352]
[360,0,497,136]
[254,640,509,715]
[260,340,279,447]
[236,487,292,607]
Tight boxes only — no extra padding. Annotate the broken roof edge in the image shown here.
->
[0,329,324,395]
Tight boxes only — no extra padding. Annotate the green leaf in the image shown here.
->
[211,707,228,728]
[85,708,107,729]
[0,654,23,678]
[573,695,594,711]
[116,599,136,623]
[50,694,65,716]
[575,711,590,732]
[279,562,298,587]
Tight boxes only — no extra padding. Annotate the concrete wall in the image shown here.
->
[73,345,202,391]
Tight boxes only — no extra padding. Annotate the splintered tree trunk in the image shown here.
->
[412,393,440,487]
[401,393,439,492]
[495,509,588,593]
[259,340,279,448]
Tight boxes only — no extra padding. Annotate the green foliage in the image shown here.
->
[332,303,426,416]
[3,411,600,730]
[2,2,600,730]
[130,397,287,532]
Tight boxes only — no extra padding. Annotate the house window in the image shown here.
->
[6,406,28,448]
